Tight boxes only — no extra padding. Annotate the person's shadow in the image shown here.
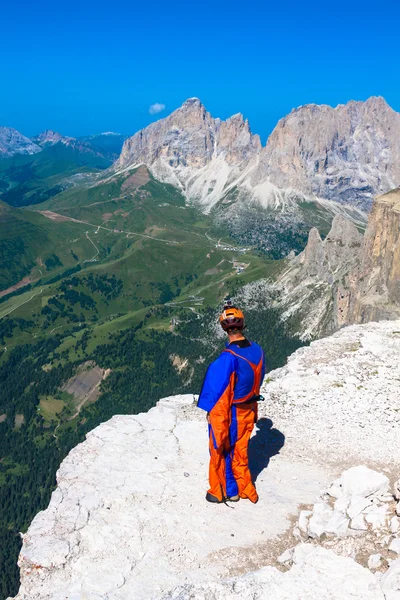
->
[248,417,285,482]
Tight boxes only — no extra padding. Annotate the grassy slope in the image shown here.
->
[0,168,283,360]
[0,201,102,291]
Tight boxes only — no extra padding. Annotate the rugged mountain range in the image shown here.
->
[3,96,399,213]
[114,96,400,213]
[115,98,262,211]
[2,96,398,256]
[0,128,126,162]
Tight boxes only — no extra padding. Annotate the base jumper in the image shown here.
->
[197,303,266,504]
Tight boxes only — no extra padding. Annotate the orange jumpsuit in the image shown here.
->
[198,339,265,503]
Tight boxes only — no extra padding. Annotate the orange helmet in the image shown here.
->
[219,305,245,332]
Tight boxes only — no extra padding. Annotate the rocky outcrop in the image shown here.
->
[32,130,73,147]
[164,545,385,600]
[247,188,400,339]
[0,127,41,157]
[343,188,400,324]
[298,214,363,279]
[247,213,364,339]
[9,320,400,599]
[168,463,400,600]
[113,96,400,213]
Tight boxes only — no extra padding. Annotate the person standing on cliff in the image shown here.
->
[197,302,266,504]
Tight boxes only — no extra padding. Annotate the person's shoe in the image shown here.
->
[226,495,240,502]
[206,492,224,503]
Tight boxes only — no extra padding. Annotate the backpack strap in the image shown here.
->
[224,347,258,368]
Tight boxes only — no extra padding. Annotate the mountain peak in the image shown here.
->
[364,95,390,109]
[182,97,201,105]
[33,130,73,147]
[0,126,41,157]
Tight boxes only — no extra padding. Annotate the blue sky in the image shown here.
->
[2,0,399,142]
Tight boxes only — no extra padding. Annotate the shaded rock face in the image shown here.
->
[114,96,400,213]
[261,189,400,338]
[0,127,41,157]
[345,189,400,323]
[263,214,364,338]
[297,215,363,280]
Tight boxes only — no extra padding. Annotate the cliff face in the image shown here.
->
[344,189,400,324]
[255,97,400,210]
[255,188,400,338]
[9,321,400,599]
[253,213,364,339]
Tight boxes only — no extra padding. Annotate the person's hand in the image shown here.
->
[206,413,210,423]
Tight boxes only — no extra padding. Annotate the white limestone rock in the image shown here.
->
[351,514,368,531]
[389,538,400,554]
[9,394,329,600]
[260,321,400,465]
[298,509,312,534]
[340,466,390,500]
[391,517,400,534]
[325,510,350,537]
[380,558,400,600]
[9,321,400,600]
[364,505,389,530]
[277,547,294,564]
[334,496,350,513]
[163,544,385,600]
[308,503,333,539]
[368,554,383,570]
[347,496,373,519]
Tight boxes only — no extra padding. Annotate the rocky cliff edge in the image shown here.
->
[10,320,400,599]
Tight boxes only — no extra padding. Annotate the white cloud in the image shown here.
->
[149,103,166,115]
